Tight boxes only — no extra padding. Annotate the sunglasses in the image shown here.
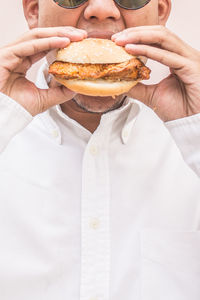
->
[53,0,151,10]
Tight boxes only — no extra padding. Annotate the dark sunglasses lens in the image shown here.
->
[54,0,86,8]
[115,0,150,9]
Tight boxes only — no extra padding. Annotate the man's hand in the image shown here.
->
[0,27,87,116]
[112,25,200,122]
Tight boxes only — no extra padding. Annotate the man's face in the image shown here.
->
[37,0,159,113]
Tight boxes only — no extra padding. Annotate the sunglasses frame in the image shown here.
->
[53,0,151,10]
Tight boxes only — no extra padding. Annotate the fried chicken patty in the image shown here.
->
[49,58,150,81]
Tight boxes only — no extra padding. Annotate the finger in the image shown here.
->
[127,82,156,108]
[114,29,191,58]
[13,51,50,74]
[5,27,87,46]
[38,86,76,113]
[0,37,70,72]
[125,44,187,70]
[29,51,50,66]
[112,25,162,39]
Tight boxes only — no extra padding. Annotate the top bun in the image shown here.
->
[56,38,135,64]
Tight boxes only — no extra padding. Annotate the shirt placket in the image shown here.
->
[80,120,111,300]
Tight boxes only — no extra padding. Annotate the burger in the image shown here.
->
[48,38,151,97]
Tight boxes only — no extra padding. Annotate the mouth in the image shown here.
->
[87,30,117,39]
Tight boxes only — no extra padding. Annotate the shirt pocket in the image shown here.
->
[140,230,200,300]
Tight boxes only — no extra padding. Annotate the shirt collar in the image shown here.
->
[35,60,143,145]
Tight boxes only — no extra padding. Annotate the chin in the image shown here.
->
[73,94,126,113]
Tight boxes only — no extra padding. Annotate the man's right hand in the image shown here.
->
[0,27,87,116]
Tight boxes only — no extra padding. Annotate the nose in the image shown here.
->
[84,0,121,21]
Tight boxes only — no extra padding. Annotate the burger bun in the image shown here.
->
[55,76,139,97]
[53,38,145,97]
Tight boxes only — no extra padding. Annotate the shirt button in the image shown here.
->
[89,145,98,156]
[52,129,59,138]
[122,129,129,139]
[89,218,100,230]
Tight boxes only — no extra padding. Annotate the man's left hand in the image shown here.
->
[112,26,200,122]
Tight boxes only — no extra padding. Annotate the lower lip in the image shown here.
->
[87,31,115,39]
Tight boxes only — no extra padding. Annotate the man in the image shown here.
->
[0,0,200,299]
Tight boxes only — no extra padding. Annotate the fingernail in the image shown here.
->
[114,37,127,46]
[72,31,84,36]
[58,37,70,44]
[126,44,137,49]
[82,31,88,38]
[112,33,120,39]
[115,36,125,42]
[79,29,87,35]
[64,29,83,36]
[76,29,87,37]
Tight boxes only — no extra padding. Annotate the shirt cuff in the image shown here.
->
[0,92,33,153]
[165,113,200,176]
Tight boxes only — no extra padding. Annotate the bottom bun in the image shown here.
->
[54,76,139,97]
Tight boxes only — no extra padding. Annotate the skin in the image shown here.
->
[0,0,200,133]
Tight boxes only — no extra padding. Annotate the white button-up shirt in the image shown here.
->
[0,61,200,300]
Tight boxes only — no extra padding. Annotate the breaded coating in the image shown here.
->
[49,58,150,81]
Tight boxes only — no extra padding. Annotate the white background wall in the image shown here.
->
[0,0,199,84]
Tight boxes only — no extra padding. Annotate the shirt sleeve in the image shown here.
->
[165,113,200,177]
[0,92,33,153]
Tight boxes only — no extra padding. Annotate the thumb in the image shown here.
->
[39,85,76,112]
[127,82,157,109]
